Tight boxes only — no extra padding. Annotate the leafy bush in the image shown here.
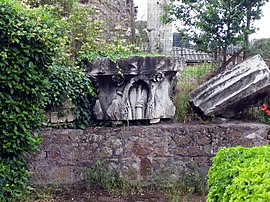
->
[0,0,62,200]
[45,64,96,128]
[249,38,270,59]
[207,146,270,202]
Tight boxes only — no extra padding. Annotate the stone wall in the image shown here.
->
[27,122,270,185]
[81,0,132,42]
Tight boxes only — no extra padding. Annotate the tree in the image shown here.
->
[21,0,103,61]
[249,38,270,59]
[163,0,268,64]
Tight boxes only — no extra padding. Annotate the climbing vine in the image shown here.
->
[0,0,63,200]
[45,64,96,129]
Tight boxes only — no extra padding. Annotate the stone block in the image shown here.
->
[190,55,270,117]
[88,56,180,122]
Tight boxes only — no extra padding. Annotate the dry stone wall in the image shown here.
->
[27,123,270,185]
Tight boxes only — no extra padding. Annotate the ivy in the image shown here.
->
[0,0,62,200]
[45,64,96,129]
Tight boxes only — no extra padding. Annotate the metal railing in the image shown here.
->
[172,47,212,63]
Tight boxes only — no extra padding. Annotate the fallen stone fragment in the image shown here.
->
[189,55,270,117]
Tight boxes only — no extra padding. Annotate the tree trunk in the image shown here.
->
[222,45,228,66]
[244,7,251,59]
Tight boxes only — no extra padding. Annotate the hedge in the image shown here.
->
[0,0,62,200]
[207,145,270,202]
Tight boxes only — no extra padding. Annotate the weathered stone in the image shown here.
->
[93,99,104,120]
[190,55,270,117]
[84,0,132,42]
[27,123,270,185]
[50,112,58,123]
[140,157,152,177]
[87,56,181,122]
[47,100,77,124]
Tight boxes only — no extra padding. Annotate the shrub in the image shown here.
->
[207,146,270,202]
[0,0,62,200]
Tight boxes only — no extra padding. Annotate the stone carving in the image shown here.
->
[93,100,104,120]
[190,55,270,117]
[87,56,181,122]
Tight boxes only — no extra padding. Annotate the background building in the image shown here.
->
[81,0,135,43]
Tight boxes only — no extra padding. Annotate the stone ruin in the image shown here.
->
[190,55,270,117]
[87,56,181,123]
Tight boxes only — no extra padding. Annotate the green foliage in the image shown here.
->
[249,38,270,59]
[181,63,212,78]
[174,63,212,122]
[78,39,141,65]
[173,83,194,122]
[248,103,270,124]
[163,0,268,62]
[0,157,31,201]
[22,0,139,64]
[0,0,62,200]
[85,160,131,193]
[21,0,76,16]
[22,0,104,62]
[45,64,96,128]
[207,146,270,202]
[63,3,103,61]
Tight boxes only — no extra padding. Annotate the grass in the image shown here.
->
[174,62,213,122]
[20,187,57,202]
[181,63,212,78]
[85,160,132,195]
[24,160,207,201]
[84,160,207,201]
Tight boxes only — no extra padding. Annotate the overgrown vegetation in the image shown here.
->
[19,0,141,129]
[0,0,63,200]
[0,0,141,200]
[84,160,207,201]
[207,146,270,201]
[174,63,213,122]
[45,64,96,129]
[85,160,131,194]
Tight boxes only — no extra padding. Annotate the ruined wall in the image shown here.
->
[27,123,270,185]
[81,0,132,42]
